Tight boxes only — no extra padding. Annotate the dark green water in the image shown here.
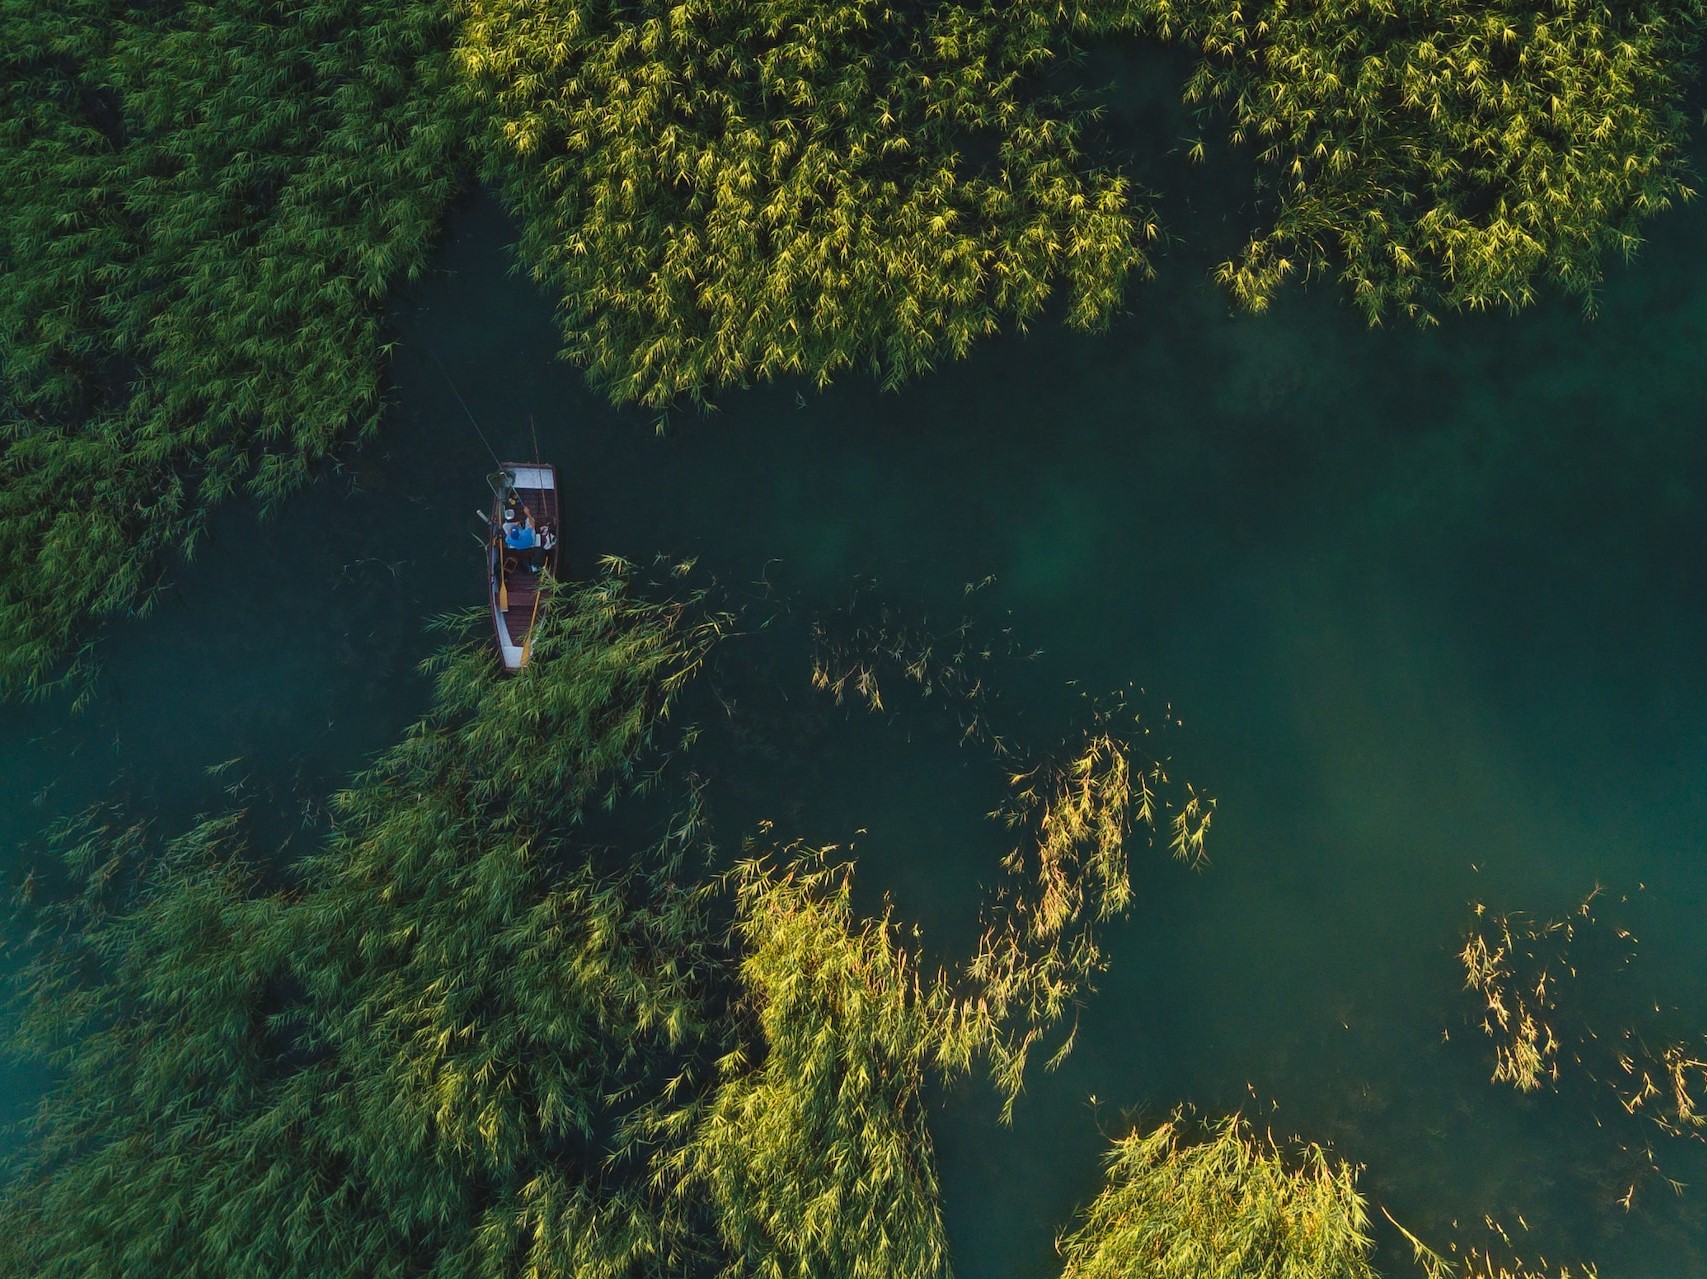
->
[8,63,1707,1275]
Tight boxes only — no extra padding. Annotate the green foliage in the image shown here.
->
[456,0,1154,408]
[1057,1114,1377,1279]
[659,852,950,1279]
[0,0,471,695]
[1,572,723,1279]
[1109,0,1707,319]
[10,0,1705,686]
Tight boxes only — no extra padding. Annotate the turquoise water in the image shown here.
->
[8,65,1707,1276]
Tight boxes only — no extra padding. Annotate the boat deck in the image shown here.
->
[490,462,559,671]
[498,482,558,645]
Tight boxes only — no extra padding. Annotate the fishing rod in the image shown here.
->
[423,340,514,612]
[420,338,504,471]
[419,340,551,627]
[421,340,534,576]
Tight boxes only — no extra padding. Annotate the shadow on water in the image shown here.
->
[6,72,1707,1278]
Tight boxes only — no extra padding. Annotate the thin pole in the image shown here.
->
[422,340,503,468]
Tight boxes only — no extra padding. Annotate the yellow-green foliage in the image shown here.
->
[1458,894,1707,1150]
[1057,1114,1377,1279]
[951,733,1211,1115]
[800,606,1216,1115]
[1392,1213,1600,1279]
[1459,909,1561,1092]
[0,0,470,695]
[1113,0,1707,319]
[456,0,1153,408]
[9,0,1706,691]
[1,573,722,1279]
[660,852,950,1279]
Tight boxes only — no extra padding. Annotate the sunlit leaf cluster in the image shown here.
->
[801,603,1215,1117]
[1061,1114,1600,1279]
[658,852,951,1279]
[456,0,1153,408]
[1112,0,1707,318]
[941,730,1211,1116]
[1460,905,1565,1092]
[1057,1113,1377,1279]
[1458,891,1707,1167]
[0,0,470,695]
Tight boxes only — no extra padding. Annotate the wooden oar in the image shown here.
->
[519,568,547,669]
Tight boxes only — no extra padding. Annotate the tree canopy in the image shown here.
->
[456,0,1153,408]
[1114,0,1707,318]
[0,0,469,697]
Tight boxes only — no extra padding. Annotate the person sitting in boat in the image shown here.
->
[504,521,537,551]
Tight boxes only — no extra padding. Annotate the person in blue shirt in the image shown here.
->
[505,522,537,551]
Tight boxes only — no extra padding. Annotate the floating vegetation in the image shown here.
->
[807,591,1030,755]
[1457,888,1707,1206]
[1387,1208,1601,1279]
[1459,902,1572,1092]
[954,730,1211,1114]
[805,596,1214,1115]
[1105,0,1707,319]
[455,0,1154,410]
[1056,1112,1378,1279]
[0,0,472,696]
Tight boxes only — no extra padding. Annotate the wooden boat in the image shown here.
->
[487,462,559,672]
